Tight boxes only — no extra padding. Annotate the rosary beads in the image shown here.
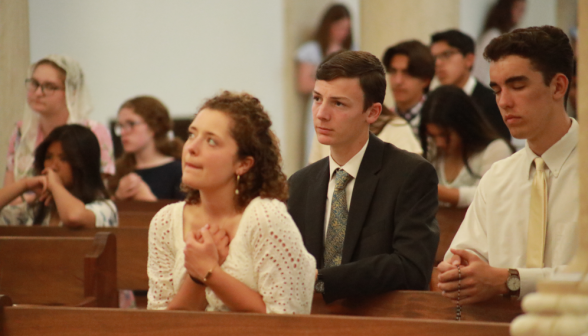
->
[456,265,462,321]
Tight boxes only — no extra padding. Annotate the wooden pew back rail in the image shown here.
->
[0,233,117,307]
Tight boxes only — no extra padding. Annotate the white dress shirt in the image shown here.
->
[462,75,477,96]
[445,118,579,298]
[435,139,512,207]
[324,138,369,240]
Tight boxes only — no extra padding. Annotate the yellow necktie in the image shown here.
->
[527,157,547,268]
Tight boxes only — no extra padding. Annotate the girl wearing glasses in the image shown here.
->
[0,124,117,227]
[108,96,184,201]
[4,55,114,199]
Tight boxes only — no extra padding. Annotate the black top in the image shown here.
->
[471,80,512,141]
[135,160,184,200]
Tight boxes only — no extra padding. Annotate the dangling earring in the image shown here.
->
[235,175,240,195]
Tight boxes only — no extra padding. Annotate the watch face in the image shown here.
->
[315,281,325,293]
[507,276,520,291]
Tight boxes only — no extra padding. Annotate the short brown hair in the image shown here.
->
[381,40,435,93]
[183,91,288,210]
[484,25,574,102]
[316,50,386,111]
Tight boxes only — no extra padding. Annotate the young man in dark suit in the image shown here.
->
[430,30,511,142]
[287,51,439,303]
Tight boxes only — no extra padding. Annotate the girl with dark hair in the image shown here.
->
[296,3,354,161]
[147,91,315,313]
[473,0,526,85]
[419,86,512,208]
[0,124,117,227]
[108,96,184,201]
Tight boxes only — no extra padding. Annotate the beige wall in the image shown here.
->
[0,0,30,185]
[557,0,578,39]
[359,0,460,107]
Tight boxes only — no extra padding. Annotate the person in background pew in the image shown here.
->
[430,30,511,144]
[419,85,513,208]
[4,55,114,196]
[381,40,435,137]
[108,96,184,201]
[438,26,577,304]
[147,91,316,313]
[0,124,118,227]
[297,4,355,162]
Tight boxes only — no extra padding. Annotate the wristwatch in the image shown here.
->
[505,269,520,298]
[315,273,325,294]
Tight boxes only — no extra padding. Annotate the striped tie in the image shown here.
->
[324,169,353,268]
[526,157,547,268]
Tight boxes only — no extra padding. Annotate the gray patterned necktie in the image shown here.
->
[324,169,353,268]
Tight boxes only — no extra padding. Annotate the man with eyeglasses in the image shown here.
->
[430,30,510,142]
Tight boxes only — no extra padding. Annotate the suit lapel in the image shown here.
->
[341,134,383,264]
[304,160,330,267]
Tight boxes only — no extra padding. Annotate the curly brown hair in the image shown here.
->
[108,96,183,195]
[182,91,288,210]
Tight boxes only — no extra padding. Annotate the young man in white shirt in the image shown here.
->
[437,25,577,304]
[288,51,439,303]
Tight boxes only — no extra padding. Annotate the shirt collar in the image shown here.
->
[328,137,369,181]
[462,76,477,96]
[396,95,426,118]
[524,118,578,179]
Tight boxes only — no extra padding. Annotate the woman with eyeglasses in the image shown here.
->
[4,55,114,201]
[108,96,184,201]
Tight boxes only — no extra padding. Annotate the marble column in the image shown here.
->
[0,0,30,184]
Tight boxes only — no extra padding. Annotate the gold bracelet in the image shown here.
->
[201,266,217,283]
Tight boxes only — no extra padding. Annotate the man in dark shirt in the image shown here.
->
[431,29,511,141]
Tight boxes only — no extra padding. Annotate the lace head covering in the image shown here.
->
[14,55,93,180]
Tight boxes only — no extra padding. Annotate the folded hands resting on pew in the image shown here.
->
[114,173,157,202]
[0,169,98,228]
[437,248,509,305]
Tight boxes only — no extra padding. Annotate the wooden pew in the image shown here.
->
[115,200,176,228]
[0,233,117,307]
[0,296,510,336]
[0,226,148,291]
[311,291,522,323]
[435,207,468,265]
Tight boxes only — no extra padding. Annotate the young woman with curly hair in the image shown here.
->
[147,91,316,314]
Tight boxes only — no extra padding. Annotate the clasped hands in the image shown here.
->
[115,173,156,201]
[184,224,230,284]
[24,169,64,206]
[437,248,509,305]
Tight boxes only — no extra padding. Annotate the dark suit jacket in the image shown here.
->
[287,134,439,303]
[471,80,511,141]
